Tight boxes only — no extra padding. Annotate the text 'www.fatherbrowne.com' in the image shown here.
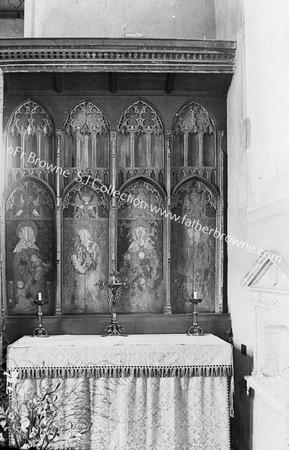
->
[76,175,281,264]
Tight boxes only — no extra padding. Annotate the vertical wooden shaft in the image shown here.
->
[199,133,204,167]
[20,132,25,169]
[146,133,151,166]
[55,130,62,197]
[130,133,134,168]
[164,130,172,314]
[110,131,117,273]
[83,134,89,167]
[91,131,97,167]
[0,69,5,329]
[216,131,224,312]
[183,132,188,167]
[76,128,81,166]
[37,131,41,164]
[55,129,62,316]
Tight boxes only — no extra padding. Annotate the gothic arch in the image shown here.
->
[6,98,54,137]
[117,177,165,313]
[5,99,55,181]
[170,175,219,314]
[5,177,56,315]
[172,98,217,132]
[61,177,110,313]
[4,175,56,204]
[171,174,219,199]
[117,98,164,135]
[62,99,110,169]
[119,175,167,200]
[116,99,164,173]
[171,99,217,174]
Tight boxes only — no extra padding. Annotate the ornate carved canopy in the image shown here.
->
[0,38,236,73]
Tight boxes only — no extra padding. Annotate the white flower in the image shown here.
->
[20,416,30,432]
[138,252,145,259]
[0,419,6,428]
[4,370,19,385]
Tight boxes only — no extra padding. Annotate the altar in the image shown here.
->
[7,334,233,450]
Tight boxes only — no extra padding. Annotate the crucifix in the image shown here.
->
[96,271,128,336]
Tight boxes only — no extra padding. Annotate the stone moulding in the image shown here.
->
[0,38,236,73]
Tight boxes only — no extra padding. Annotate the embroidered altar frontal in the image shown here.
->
[7,334,233,450]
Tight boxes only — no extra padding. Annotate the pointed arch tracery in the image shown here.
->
[116,99,165,187]
[5,177,56,315]
[63,99,110,169]
[2,95,225,317]
[171,100,217,188]
[61,178,109,313]
[5,100,55,185]
[117,178,164,313]
[170,176,219,313]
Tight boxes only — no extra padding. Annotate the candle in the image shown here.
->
[193,290,198,300]
[38,292,42,301]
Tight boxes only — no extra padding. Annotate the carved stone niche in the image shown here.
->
[242,250,289,379]
[243,251,289,449]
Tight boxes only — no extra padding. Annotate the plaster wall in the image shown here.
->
[244,0,289,197]
[253,395,286,450]
[24,0,216,39]
[233,0,289,352]
[214,0,243,41]
[225,3,254,448]
[226,1,289,448]
[0,18,24,37]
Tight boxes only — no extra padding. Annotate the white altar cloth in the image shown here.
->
[7,334,232,450]
[7,333,233,377]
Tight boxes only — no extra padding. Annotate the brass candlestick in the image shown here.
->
[187,291,204,336]
[32,292,49,337]
[96,271,128,337]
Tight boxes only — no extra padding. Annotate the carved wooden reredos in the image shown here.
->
[3,96,224,316]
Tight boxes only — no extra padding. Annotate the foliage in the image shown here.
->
[0,371,91,450]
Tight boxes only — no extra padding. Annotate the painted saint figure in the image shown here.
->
[171,184,216,312]
[14,190,40,219]
[12,221,51,309]
[72,189,99,218]
[119,223,160,311]
[67,228,100,311]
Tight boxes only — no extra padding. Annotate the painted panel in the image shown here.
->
[5,179,55,315]
[170,179,217,313]
[62,181,109,313]
[117,180,163,312]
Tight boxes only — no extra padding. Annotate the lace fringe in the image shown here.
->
[12,365,233,379]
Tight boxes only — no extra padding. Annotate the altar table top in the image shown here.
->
[7,333,233,379]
